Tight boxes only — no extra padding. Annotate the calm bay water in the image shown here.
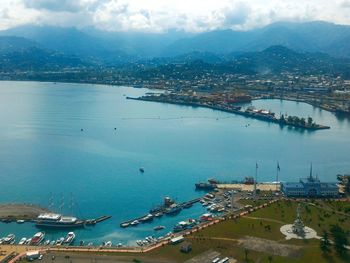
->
[0,81,349,244]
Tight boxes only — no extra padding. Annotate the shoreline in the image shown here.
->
[0,203,50,221]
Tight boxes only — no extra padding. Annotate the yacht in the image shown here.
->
[63,232,75,245]
[35,213,84,228]
[30,232,45,246]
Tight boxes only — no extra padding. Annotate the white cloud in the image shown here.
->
[0,0,349,32]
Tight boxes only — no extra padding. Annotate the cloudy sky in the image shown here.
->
[1,0,350,32]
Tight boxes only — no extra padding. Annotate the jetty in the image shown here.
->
[120,197,201,228]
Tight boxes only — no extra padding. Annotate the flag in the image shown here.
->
[277,162,280,171]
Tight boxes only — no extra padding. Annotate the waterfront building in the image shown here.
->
[280,166,339,198]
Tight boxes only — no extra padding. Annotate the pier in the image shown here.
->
[119,197,201,228]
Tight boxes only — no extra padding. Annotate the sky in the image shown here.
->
[0,0,350,32]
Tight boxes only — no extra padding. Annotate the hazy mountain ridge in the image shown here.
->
[1,21,350,60]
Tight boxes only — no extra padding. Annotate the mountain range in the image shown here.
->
[1,21,350,62]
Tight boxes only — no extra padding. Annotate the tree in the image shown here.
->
[268,255,273,263]
[320,231,331,254]
[330,224,348,255]
[307,117,313,126]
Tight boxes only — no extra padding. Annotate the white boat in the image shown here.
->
[16,220,25,224]
[63,232,75,245]
[104,241,112,247]
[50,240,56,246]
[130,220,139,226]
[44,240,50,246]
[18,238,27,245]
[25,238,32,245]
[56,237,64,246]
[3,234,15,244]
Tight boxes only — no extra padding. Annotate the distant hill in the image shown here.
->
[162,21,350,58]
[0,46,87,71]
[1,21,350,60]
[228,45,350,75]
[0,36,38,53]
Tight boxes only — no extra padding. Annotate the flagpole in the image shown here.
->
[254,162,258,199]
[276,162,280,192]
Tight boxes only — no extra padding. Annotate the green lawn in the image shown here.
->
[150,200,350,262]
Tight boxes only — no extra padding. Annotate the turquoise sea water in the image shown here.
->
[0,81,349,245]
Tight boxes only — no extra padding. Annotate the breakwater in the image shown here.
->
[127,96,330,130]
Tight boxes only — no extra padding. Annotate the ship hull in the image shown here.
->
[35,222,85,229]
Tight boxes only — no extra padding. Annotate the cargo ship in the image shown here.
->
[35,213,85,229]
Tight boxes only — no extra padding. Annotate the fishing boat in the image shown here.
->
[63,232,75,245]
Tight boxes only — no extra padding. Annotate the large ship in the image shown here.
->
[35,213,85,229]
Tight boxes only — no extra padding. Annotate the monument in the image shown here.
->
[280,204,319,240]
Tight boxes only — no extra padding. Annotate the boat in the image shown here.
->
[154,225,165,231]
[35,213,85,229]
[140,214,153,222]
[104,241,112,247]
[120,222,130,228]
[154,212,163,217]
[173,221,188,232]
[25,238,32,245]
[30,232,45,246]
[18,238,27,245]
[63,232,75,245]
[44,240,50,246]
[50,240,56,246]
[139,167,145,173]
[195,182,216,190]
[16,220,25,224]
[130,220,139,226]
[3,234,15,244]
[56,237,64,246]
[164,205,182,215]
[200,213,213,222]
